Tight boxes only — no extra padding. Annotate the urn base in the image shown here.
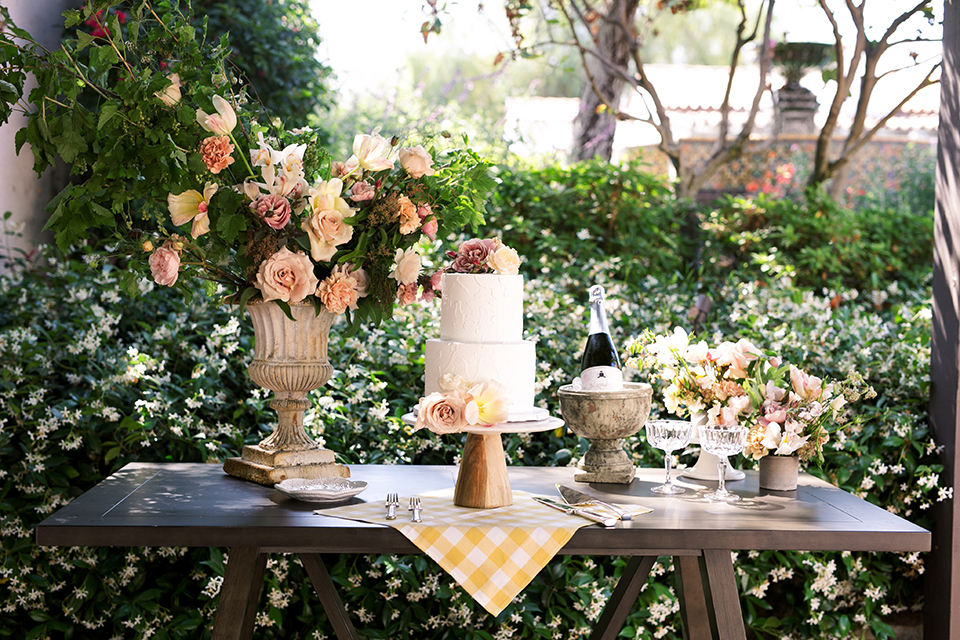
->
[224,445,350,486]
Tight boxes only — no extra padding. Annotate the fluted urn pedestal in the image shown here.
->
[223,300,350,486]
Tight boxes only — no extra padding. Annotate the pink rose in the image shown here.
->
[430,271,443,291]
[451,238,497,273]
[250,194,292,230]
[396,195,419,235]
[421,216,438,241]
[254,246,319,303]
[397,282,418,306]
[398,145,436,179]
[414,392,467,434]
[149,242,180,286]
[349,181,376,201]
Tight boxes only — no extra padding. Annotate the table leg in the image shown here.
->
[588,555,657,640]
[300,553,360,640]
[675,555,713,640]
[212,547,267,640]
[701,549,746,640]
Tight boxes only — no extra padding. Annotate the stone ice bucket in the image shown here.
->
[558,382,653,484]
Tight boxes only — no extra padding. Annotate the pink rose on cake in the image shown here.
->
[444,237,522,276]
[416,392,469,434]
[414,375,512,434]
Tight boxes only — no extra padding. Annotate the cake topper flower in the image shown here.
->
[414,376,512,434]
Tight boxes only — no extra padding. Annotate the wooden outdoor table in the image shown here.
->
[36,462,930,640]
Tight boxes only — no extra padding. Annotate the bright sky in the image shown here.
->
[309,1,942,110]
[310,1,508,95]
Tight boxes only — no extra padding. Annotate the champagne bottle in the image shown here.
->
[579,284,623,391]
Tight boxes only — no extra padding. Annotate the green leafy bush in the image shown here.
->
[702,189,934,291]
[0,155,943,639]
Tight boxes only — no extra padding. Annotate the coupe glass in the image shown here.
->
[700,426,749,502]
[645,420,693,495]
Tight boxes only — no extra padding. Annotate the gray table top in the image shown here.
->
[36,462,930,555]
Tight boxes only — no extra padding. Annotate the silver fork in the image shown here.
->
[409,496,423,522]
[385,493,399,520]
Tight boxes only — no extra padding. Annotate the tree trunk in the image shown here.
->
[570,0,640,162]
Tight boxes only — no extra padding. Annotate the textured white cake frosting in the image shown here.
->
[440,273,523,343]
[425,273,542,421]
[424,340,536,409]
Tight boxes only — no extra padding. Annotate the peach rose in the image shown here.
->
[254,246,319,303]
[487,245,520,275]
[199,135,235,174]
[396,195,419,235]
[398,145,436,179]
[397,282,419,305]
[390,247,421,286]
[316,263,367,314]
[415,392,467,434]
[149,242,180,286]
[305,179,355,262]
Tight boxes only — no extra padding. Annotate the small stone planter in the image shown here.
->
[759,455,800,491]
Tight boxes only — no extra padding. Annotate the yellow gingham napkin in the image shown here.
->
[318,489,650,616]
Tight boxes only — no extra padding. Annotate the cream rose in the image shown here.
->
[486,245,520,275]
[254,246,319,303]
[398,145,436,179]
[390,247,421,286]
[415,392,467,434]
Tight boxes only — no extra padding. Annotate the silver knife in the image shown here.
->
[533,497,618,528]
[557,484,632,521]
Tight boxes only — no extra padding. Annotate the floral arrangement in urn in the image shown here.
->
[626,327,874,464]
[0,3,495,329]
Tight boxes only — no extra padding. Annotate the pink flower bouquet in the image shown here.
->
[627,327,874,464]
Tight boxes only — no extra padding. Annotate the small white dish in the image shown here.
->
[274,478,368,505]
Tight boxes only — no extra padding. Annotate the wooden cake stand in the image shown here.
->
[403,415,563,508]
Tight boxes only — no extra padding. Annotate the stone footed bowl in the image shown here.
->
[558,382,653,484]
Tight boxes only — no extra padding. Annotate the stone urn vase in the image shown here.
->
[558,382,653,484]
[759,455,800,491]
[223,300,350,486]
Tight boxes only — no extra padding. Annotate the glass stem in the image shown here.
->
[663,453,673,488]
[716,456,728,495]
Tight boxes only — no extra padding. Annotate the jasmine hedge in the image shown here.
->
[0,162,944,639]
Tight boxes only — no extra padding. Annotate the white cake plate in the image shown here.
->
[403,410,564,508]
[401,412,563,434]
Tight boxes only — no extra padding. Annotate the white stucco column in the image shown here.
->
[0,0,75,268]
